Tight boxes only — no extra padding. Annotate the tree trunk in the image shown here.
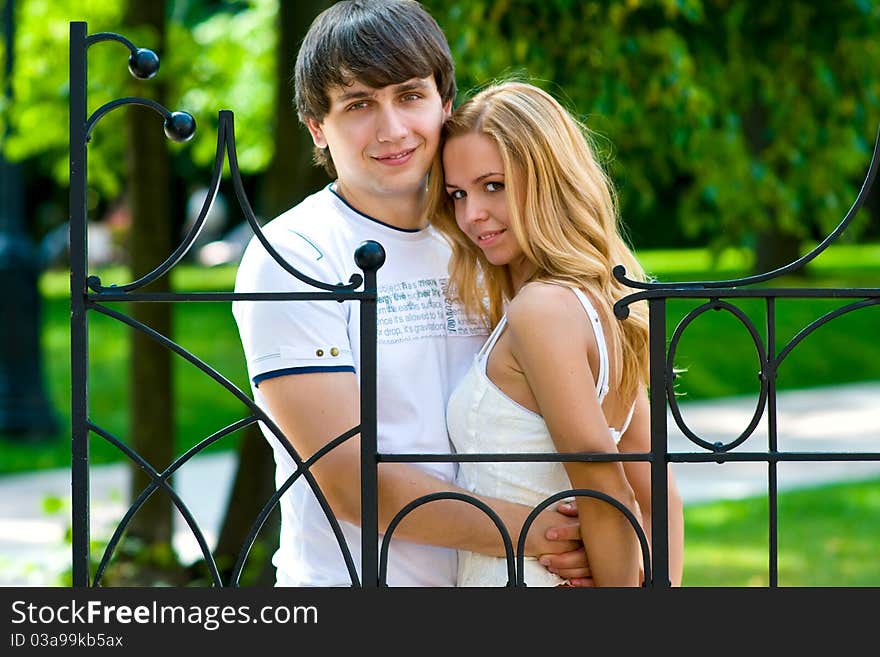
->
[258,0,331,217]
[207,0,333,587]
[743,100,803,276]
[754,223,802,275]
[207,424,278,585]
[122,0,180,581]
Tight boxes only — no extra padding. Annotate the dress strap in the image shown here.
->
[569,288,610,402]
[619,401,636,436]
[479,315,509,358]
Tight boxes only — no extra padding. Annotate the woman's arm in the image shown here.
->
[505,284,641,587]
[618,387,685,586]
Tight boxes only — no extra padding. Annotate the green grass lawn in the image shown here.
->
[638,242,880,399]
[1,242,878,474]
[682,477,880,587]
[2,243,875,588]
[1,268,253,473]
[38,475,880,586]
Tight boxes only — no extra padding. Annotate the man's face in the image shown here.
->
[306,76,451,213]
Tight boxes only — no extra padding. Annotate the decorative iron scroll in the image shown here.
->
[69,21,382,587]
[69,19,879,589]
[609,114,880,587]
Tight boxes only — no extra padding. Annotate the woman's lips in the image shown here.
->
[476,229,505,246]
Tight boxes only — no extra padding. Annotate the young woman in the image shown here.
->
[429,81,684,587]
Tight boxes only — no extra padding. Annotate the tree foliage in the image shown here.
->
[424,0,880,263]
[5,0,878,258]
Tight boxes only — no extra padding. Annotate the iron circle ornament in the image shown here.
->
[163,111,196,142]
[127,47,159,79]
[666,299,769,452]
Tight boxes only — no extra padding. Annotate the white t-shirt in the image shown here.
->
[232,185,486,586]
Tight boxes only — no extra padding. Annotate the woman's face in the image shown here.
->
[442,132,525,268]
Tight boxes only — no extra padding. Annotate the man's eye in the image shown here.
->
[485,182,505,192]
[346,101,369,111]
[402,93,422,102]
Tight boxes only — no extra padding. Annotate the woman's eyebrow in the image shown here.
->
[444,172,504,188]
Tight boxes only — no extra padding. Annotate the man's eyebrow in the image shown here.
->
[334,87,374,103]
[334,78,430,103]
[393,79,431,94]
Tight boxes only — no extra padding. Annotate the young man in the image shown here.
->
[232,0,588,587]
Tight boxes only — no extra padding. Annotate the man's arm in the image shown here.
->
[259,370,581,558]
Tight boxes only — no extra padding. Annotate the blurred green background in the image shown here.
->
[0,0,877,586]
[1,0,877,460]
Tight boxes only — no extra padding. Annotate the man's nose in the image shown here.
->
[376,105,408,142]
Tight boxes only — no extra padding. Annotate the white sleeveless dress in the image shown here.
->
[447,287,634,587]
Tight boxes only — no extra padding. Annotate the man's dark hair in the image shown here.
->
[294,0,456,177]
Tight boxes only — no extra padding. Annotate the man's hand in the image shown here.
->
[539,500,594,587]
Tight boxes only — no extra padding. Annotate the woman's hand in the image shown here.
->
[537,500,594,586]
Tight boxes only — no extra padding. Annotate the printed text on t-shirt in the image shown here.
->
[375,278,484,343]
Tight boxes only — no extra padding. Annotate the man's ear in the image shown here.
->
[306,117,328,148]
[442,99,453,119]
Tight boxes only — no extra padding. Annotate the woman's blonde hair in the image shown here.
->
[428,81,650,401]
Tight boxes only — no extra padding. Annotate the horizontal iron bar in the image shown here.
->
[379,451,880,463]
[87,291,373,302]
[86,289,879,303]
[634,287,879,300]
[668,452,880,463]
[379,452,654,463]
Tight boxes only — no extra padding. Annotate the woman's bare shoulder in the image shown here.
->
[506,282,590,338]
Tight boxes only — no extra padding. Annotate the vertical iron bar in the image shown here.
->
[359,267,379,587]
[68,21,90,587]
[766,297,778,587]
[648,298,670,587]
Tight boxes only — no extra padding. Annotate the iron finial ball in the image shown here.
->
[128,48,160,79]
[355,240,386,272]
[163,111,196,142]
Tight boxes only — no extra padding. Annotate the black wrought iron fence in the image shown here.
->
[68,22,880,588]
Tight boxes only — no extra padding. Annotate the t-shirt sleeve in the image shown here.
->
[232,232,356,387]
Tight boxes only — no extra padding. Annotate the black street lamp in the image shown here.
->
[0,0,59,439]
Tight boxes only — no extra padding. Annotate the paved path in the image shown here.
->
[2,382,878,586]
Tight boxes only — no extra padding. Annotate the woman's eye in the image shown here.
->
[485,181,505,192]
[448,189,465,200]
